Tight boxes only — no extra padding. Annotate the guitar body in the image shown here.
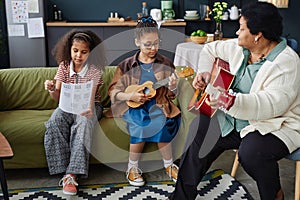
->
[188,58,235,117]
[196,68,234,117]
[125,81,156,108]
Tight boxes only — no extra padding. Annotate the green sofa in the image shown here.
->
[0,66,196,169]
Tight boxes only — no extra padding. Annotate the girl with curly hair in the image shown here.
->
[44,29,106,195]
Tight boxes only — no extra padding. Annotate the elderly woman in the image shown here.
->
[168,2,300,200]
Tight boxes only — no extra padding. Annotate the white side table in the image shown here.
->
[173,42,205,70]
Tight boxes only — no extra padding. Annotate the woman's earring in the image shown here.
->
[254,37,258,44]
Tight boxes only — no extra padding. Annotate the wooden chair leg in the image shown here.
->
[295,161,300,200]
[231,150,239,177]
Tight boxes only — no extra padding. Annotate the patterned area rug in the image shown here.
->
[2,169,253,200]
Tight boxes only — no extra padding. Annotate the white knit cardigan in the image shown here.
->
[196,39,300,153]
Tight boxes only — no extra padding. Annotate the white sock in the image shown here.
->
[128,159,139,171]
[163,158,173,168]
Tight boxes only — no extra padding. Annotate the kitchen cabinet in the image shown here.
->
[46,21,186,66]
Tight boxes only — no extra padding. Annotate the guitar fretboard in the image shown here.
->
[152,72,179,90]
[152,77,169,89]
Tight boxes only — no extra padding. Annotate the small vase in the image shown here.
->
[214,21,223,40]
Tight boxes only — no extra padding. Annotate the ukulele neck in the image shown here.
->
[152,73,178,90]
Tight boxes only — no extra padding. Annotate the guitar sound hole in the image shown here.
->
[143,87,150,95]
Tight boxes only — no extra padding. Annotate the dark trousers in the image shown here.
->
[169,114,289,200]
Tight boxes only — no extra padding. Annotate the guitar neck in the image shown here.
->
[152,77,169,90]
[152,73,179,90]
[151,66,194,90]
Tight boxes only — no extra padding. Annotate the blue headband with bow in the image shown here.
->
[140,16,155,23]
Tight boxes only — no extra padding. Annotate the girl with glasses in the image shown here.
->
[108,16,181,186]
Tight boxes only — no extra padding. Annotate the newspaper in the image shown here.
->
[59,80,93,115]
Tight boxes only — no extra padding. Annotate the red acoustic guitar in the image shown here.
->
[187,58,235,117]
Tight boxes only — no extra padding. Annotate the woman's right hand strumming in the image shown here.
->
[192,72,211,90]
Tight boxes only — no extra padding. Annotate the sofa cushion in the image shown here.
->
[0,109,53,144]
[0,68,58,111]
[0,109,52,168]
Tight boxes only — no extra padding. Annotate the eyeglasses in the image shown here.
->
[140,40,161,49]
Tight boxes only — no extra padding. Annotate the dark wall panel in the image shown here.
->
[279,0,300,52]
[0,0,9,68]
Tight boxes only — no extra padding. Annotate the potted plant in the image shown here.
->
[211,1,228,40]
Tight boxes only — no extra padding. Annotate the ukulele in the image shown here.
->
[187,58,235,117]
[125,66,194,108]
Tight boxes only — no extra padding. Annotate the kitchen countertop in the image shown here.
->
[46,20,186,27]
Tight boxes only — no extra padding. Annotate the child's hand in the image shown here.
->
[130,91,149,104]
[168,73,177,91]
[44,80,55,91]
[80,108,94,119]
